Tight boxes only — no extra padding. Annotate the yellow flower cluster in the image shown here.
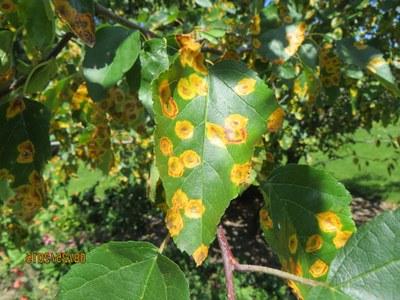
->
[206,113,249,147]
[250,14,261,35]
[319,43,341,87]
[177,73,208,100]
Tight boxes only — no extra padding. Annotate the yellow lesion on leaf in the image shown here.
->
[192,244,209,266]
[175,120,194,140]
[6,98,25,119]
[159,79,179,119]
[305,234,323,253]
[0,0,16,13]
[177,34,208,75]
[189,73,208,96]
[184,199,205,219]
[234,78,257,96]
[180,150,201,168]
[165,208,184,237]
[177,78,197,100]
[333,230,352,249]
[224,114,248,144]
[366,55,386,74]
[206,122,227,148]
[171,189,189,210]
[259,208,273,229]
[0,169,15,183]
[316,211,342,232]
[267,107,285,133]
[287,280,304,300]
[289,257,303,277]
[284,22,306,57]
[230,162,252,186]
[168,156,184,177]
[288,234,298,254]
[17,140,35,164]
[309,259,328,278]
[159,137,173,156]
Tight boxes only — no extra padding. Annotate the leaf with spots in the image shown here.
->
[52,0,96,47]
[59,241,190,300]
[259,165,356,299]
[0,98,51,221]
[153,35,279,265]
[336,38,400,97]
[308,209,400,300]
[257,22,307,64]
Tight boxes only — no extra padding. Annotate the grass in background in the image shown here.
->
[305,122,400,203]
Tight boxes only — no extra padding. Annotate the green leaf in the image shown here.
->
[19,0,55,51]
[139,38,171,115]
[299,43,318,70]
[25,59,57,94]
[0,179,14,204]
[196,0,212,8]
[154,53,278,264]
[0,98,50,220]
[257,22,306,63]
[83,26,141,92]
[52,0,96,47]
[308,209,400,300]
[336,38,400,96]
[259,165,356,299]
[58,241,190,300]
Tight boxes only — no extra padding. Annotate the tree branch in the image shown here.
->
[0,32,74,99]
[94,3,159,38]
[217,225,325,299]
[217,226,237,300]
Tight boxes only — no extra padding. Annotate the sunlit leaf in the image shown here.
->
[259,165,356,299]
[59,241,190,300]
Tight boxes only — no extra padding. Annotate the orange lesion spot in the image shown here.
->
[28,171,42,187]
[333,230,353,249]
[316,211,342,232]
[234,78,257,96]
[165,208,184,237]
[159,137,173,156]
[168,156,184,177]
[288,234,298,254]
[230,162,252,186]
[159,80,179,119]
[287,280,304,300]
[184,199,205,219]
[177,78,197,100]
[309,259,329,278]
[267,107,285,133]
[180,150,201,168]
[177,34,208,75]
[289,257,303,277]
[366,55,386,74]
[305,234,323,253]
[0,168,14,183]
[6,98,26,119]
[192,244,209,266]
[284,22,306,57]
[189,73,208,96]
[224,114,248,144]
[206,122,227,148]
[17,140,35,164]
[259,208,273,229]
[175,120,194,140]
[171,189,189,210]
[0,0,16,13]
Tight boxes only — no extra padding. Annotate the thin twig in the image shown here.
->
[0,32,74,99]
[158,234,171,254]
[235,264,324,287]
[217,226,237,300]
[94,3,159,38]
